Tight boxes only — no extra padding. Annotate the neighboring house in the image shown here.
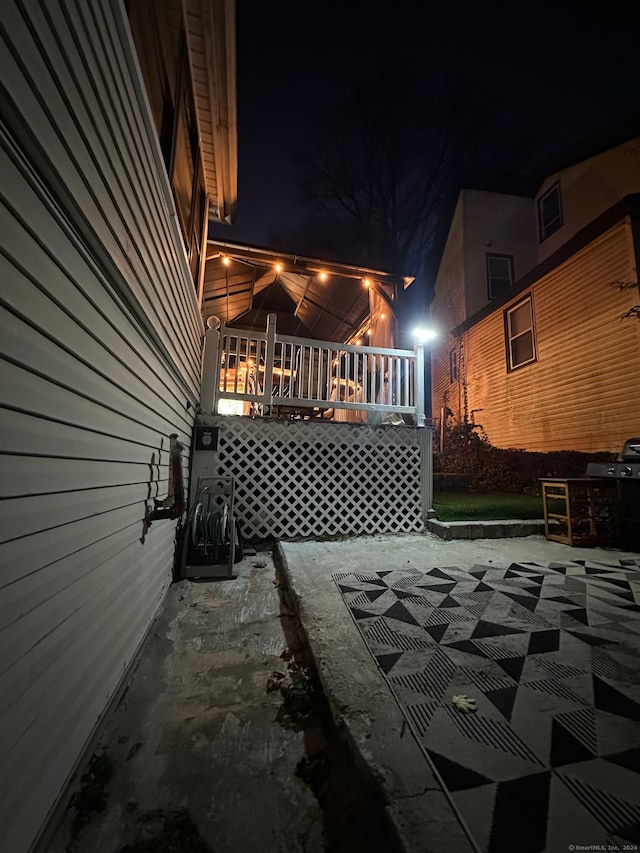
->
[430,129,640,453]
[0,2,236,851]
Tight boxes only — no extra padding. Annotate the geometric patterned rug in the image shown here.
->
[333,559,640,853]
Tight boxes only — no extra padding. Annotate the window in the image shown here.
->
[505,295,536,370]
[449,349,458,383]
[538,183,562,241]
[486,253,514,299]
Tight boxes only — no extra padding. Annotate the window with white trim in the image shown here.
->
[505,295,536,370]
[486,253,514,299]
[538,183,562,241]
[449,349,458,383]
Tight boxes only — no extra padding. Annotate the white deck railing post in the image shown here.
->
[200,316,221,413]
[414,343,426,427]
[264,313,277,414]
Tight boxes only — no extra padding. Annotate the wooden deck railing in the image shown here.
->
[200,314,426,423]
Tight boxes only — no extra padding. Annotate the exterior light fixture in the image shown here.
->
[222,255,231,266]
[355,338,362,345]
[413,327,438,343]
[274,262,283,273]
[362,277,371,287]
[380,313,386,320]
[319,271,328,282]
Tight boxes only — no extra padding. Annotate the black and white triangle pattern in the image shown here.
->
[334,559,640,853]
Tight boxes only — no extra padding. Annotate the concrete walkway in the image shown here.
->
[46,554,324,853]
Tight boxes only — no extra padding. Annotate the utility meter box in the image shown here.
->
[193,425,219,451]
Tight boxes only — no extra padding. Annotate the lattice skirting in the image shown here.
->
[196,415,425,539]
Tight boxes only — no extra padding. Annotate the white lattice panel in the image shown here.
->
[200,416,424,539]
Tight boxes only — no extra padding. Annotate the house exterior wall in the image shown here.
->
[461,220,640,452]
[430,190,537,424]
[0,2,204,851]
[462,189,537,318]
[536,138,640,262]
[431,137,640,446]
[430,197,466,423]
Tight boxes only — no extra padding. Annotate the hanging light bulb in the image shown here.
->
[274,262,283,273]
[319,271,328,282]
[362,278,371,287]
[222,255,231,266]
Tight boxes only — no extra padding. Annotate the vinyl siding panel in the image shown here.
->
[537,138,640,262]
[0,2,202,851]
[464,221,640,452]
[461,189,537,318]
[430,198,466,422]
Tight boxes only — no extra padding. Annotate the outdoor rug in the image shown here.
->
[333,559,640,853]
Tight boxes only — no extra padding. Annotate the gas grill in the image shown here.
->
[586,437,640,551]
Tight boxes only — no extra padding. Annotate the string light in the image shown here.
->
[319,271,328,282]
[274,262,283,273]
[222,255,231,266]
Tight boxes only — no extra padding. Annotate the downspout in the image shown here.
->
[147,434,187,522]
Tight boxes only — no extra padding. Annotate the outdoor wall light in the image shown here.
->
[413,327,438,343]
[362,277,371,287]
[274,262,283,273]
[222,255,231,266]
[319,271,328,281]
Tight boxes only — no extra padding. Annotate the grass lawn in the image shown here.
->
[433,491,545,521]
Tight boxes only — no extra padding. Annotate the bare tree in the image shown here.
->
[275,66,528,310]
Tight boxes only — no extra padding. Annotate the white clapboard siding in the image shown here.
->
[464,221,640,452]
[2,523,174,847]
[0,1,204,851]
[1,0,202,383]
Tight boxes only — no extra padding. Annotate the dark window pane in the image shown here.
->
[487,253,514,299]
[509,301,531,336]
[538,184,562,240]
[512,332,534,366]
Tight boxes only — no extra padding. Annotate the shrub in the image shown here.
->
[435,420,615,494]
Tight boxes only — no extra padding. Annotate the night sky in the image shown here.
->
[211,0,640,298]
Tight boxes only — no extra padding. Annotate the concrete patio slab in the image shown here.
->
[277,532,640,853]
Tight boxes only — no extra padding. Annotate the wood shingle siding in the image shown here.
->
[0,1,203,850]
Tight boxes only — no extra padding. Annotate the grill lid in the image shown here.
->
[620,437,640,461]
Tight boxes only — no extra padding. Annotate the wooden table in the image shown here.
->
[540,478,619,547]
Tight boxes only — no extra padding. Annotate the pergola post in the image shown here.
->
[200,316,221,413]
